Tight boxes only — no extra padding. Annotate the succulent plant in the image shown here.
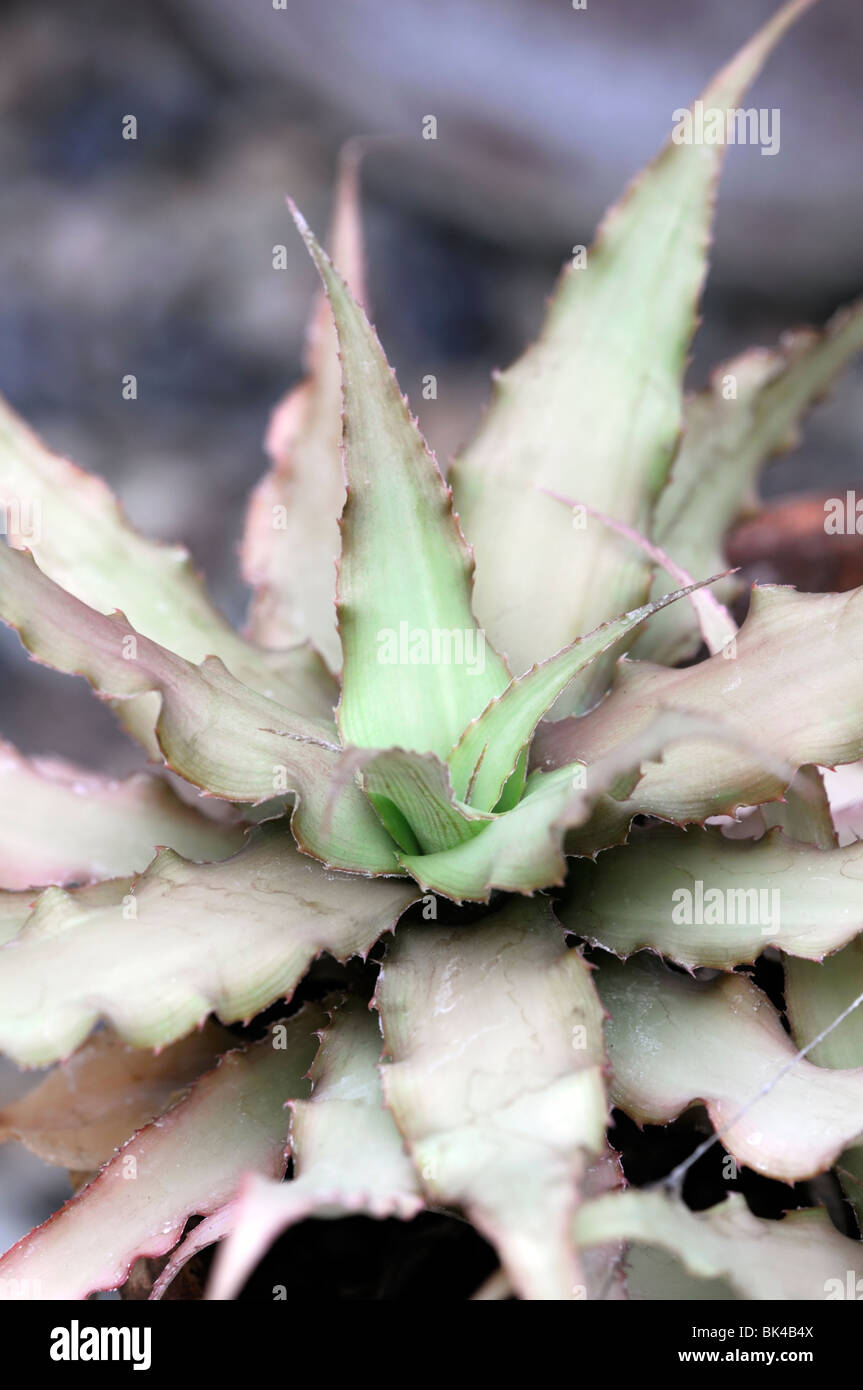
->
[1,0,863,1303]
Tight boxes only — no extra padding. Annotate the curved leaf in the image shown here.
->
[563,825,863,968]
[0,1012,323,1298]
[0,1022,234,1170]
[786,938,863,1225]
[0,825,417,1066]
[205,997,423,1301]
[358,747,492,854]
[0,546,399,872]
[575,1190,863,1301]
[449,577,722,810]
[599,954,863,1182]
[0,400,338,731]
[0,738,243,890]
[401,711,746,902]
[534,585,863,846]
[638,299,863,664]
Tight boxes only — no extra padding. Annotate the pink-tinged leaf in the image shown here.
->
[0,890,47,945]
[638,298,863,665]
[292,207,511,759]
[243,154,367,671]
[533,585,863,846]
[0,1010,324,1299]
[0,824,417,1066]
[0,1022,234,1170]
[151,1205,236,1301]
[0,398,338,742]
[0,546,399,873]
[375,900,607,1300]
[450,0,817,711]
[205,997,423,1300]
[0,738,244,890]
[599,954,863,1182]
[543,492,737,658]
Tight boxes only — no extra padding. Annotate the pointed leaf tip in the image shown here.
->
[293,208,510,760]
[451,0,820,711]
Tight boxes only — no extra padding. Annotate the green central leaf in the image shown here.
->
[449,578,718,810]
[291,208,510,758]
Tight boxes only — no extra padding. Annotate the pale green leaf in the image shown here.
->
[358,747,492,854]
[760,764,837,849]
[575,1189,863,1300]
[0,825,416,1066]
[786,938,863,1226]
[0,881,128,947]
[450,0,815,711]
[292,207,511,757]
[376,900,607,1300]
[401,711,743,902]
[534,585,863,848]
[599,954,863,1181]
[563,825,863,968]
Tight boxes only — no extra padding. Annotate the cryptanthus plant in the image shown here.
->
[1,0,863,1301]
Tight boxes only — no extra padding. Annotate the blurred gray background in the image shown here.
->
[0,0,862,1250]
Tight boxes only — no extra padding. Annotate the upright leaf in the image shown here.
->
[450,0,816,710]
[243,155,367,671]
[638,299,863,664]
[292,208,510,757]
